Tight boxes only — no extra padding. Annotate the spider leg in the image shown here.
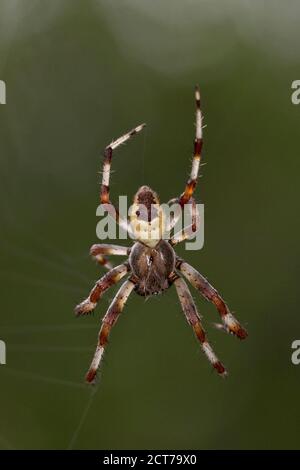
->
[179,86,203,206]
[176,258,247,339]
[74,263,130,316]
[92,254,113,271]
[86,278,136,383]
[90,244,130,270]
[169,198,199,246]
[174,276,226,376]
[101,124,146,236]
[165,88,202,234]
[158,87,202,239]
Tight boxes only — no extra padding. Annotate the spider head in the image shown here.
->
[130,186,165,247]
[133,185,160,213]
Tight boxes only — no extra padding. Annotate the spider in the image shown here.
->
[75,86,247,384]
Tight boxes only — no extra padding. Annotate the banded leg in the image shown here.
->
[92,255,113,271]
[74,263,130,316]
[101,124,146,236]
[176,259,247,339]
[90,244,130,270]
[174,277,226,376]
[179,86,203,206]
[170,198,200,246]
[86,279,136,383]
[165,197,181,235]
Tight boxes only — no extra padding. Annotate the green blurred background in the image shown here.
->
[0,0,299,450]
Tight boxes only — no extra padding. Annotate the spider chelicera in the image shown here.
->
[75,86,247,384]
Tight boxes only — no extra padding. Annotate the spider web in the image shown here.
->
[0,236,101,449]
[0,210,102,449]
[0,61,151,450]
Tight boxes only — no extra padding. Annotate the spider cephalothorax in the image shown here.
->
[129,185,165,248]
[75,86,247,384]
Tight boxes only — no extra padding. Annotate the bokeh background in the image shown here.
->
[0,0,299,450]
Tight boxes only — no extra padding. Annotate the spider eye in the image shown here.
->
[136,210,140,217]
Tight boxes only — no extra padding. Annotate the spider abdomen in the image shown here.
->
[129,240,175,296]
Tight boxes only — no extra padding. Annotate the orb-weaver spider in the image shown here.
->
[75,86,247,384]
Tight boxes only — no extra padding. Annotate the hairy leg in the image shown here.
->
[74,263,130,316]
[176,258,247,339]
[170,198,200,246]
[86,279,136,383]
[100,124,145,236]
[165,87,203,235]
[92,254,113,271]
[179,86,203,206]
[90,244,130,270]
[174,276,226,376]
